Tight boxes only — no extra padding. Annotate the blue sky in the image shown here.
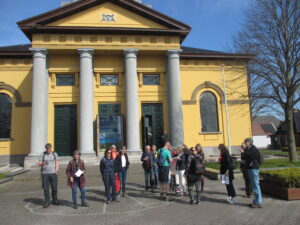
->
[0,0,251,51]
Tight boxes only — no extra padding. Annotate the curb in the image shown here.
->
[0,169,30,185]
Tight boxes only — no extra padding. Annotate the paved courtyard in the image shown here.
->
[0,164,299,225]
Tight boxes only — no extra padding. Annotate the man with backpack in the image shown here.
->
[157,142,172,201]
[242,138,263,208]
[38,143,59,208]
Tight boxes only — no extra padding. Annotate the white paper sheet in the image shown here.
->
[221,174,229,184]
[75,169,84,177]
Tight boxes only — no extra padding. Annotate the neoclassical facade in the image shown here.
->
[0,0,252,165]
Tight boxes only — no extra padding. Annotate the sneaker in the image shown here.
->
[43,202,50,208]
[105,200,110,205]
[226,197,232,202]
[73,204,78,209]
[249,203,263,208]
[112,198,120,203]
[228,198,235,204]
[81,202,89,207]
[189,200,196,205]
[122,192,126,197]
[195,200,201,205]
[166,195,172,202]
[159,193,166,200]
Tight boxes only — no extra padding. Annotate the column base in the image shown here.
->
[126,150,142,163]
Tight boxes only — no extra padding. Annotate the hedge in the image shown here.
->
[260,168,300,188]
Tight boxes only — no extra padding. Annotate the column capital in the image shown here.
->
[78,48,94,58]
[29,48,47,58]
[167,49,182,58]
[124,48,139,57]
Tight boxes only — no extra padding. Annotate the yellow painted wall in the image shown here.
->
[0,59,32,156]
[180,60,252,149]
[47,2,166,29]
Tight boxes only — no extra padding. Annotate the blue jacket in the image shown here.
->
[100,158,115,174]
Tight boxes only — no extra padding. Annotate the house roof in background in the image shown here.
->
[253,116,281,128]
[252,122,277,136]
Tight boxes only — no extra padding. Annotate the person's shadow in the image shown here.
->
[23,198,73,207]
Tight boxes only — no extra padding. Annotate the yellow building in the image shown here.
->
[0,0,252,165]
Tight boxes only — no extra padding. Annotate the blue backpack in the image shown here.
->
[157,149,166,167]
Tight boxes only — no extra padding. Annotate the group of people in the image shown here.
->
[141,142,205,204]
[218,138,263,208]
[38,138,263,209]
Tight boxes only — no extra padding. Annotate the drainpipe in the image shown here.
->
[221,64,232,155]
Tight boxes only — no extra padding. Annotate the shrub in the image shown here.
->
[260,168,300,188]
[0,173,5,179]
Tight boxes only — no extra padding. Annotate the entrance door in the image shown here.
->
[54,105,77,156]
[142,103,164,148]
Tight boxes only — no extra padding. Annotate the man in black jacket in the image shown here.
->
[242,138,263,208]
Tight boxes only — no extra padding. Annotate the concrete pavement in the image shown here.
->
[0,164,299,225]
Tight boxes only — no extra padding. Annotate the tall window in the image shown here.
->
[0,93,12,138]
[200,91,219,132]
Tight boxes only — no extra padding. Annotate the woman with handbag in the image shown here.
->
[218,144,236,204]
[66,150,89,209]
[185,147,204,205]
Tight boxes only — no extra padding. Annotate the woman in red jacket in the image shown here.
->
[66,150,89,209]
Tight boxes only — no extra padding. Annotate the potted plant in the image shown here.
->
[260,168,300,200]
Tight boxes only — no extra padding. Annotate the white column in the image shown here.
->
[167,49,184,147]
[124,48,141,152]
[29,48,48,156]
[78,48,94,154]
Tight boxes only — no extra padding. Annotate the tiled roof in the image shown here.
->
[252,122,277,136]
[253,116,281,128]
[0,44,31,52]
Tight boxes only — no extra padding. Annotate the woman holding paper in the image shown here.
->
[218,144,236,204]
[66,150,89,209]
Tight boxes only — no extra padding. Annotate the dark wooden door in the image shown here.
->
[142,103,163,148]
[54,105,77,156]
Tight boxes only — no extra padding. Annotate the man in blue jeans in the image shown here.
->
[242,138,263,208]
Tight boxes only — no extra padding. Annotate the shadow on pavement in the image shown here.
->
[23,198,73,207]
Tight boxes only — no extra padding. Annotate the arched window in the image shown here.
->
[200,91,219,132]
[0,93,12,138]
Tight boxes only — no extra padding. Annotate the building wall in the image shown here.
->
[253,135,271,149]
[0,51,252,158]
[0,59,32,163]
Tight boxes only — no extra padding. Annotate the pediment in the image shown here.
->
[46,2,166,29]
[18,0,191,41]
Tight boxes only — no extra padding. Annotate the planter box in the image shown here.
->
[260,182,300,200]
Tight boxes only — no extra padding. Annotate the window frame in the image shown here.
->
[100,74,119,86]
[199,91,219,133]
[0,93,12,139]
[56,74,76,86]
[142,74,160,86]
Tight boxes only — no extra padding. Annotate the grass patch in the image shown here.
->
[206,158,300,170]
[0,173,6,179]
[260,150,289,156]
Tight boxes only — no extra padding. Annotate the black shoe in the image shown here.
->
[105,200,110,205]
[53,200,60,205]
[81,202,89,207]
[249,203,263,208]
[112,198,120,203]
[122,192,126,197]
[43,202,50,208]
[196,200,201,205]
[73,204,78,209]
